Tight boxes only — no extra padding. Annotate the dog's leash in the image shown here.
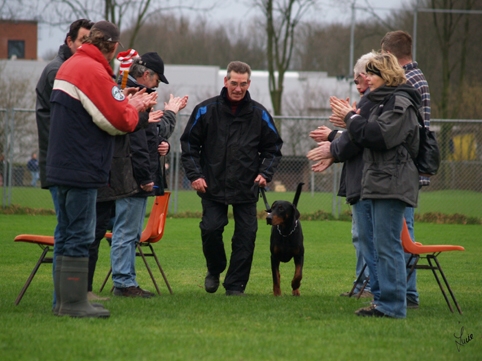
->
[258,186,272,225]
[259,187,271,213]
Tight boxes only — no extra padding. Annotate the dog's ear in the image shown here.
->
[271,201,277,209]
[293,205,300,220]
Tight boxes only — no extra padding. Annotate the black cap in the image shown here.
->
[91,20,120,43]
[139,52,169,84]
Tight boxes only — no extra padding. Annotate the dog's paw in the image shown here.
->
[292,289,300,296]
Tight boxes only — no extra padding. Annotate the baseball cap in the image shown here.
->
[91,20,121,43]
[139,52,169,84]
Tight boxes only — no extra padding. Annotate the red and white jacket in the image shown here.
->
[46,43,139,188]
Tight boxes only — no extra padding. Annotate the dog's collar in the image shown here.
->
[277,220,298,237]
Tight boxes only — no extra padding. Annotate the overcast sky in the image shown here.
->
[37,0,408,59]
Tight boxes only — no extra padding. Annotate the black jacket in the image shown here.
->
[35,44,72,189]
[180,88,283,204]
[124,75,176,198]
[96,76,167,201]
[330,94,375,204]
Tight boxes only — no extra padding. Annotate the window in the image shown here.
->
[8,40,25,59]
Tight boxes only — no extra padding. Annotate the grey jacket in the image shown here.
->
[345,84,420,207]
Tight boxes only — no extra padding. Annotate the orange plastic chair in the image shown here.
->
[401,219,465,314]
[99,192,173,295]
[13,234,55,305]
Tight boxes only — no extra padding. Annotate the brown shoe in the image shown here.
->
[87,291,110,301]
[355,305,387,318]
[113,286,153,298]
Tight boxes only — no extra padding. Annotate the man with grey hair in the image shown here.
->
[108,52,187,298]
[307,52,378,301]
[181,61,282,296]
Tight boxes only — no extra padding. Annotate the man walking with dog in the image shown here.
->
[181,61,283,296]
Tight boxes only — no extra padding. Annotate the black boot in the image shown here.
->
[52,255,62,316]
[58,256,110,318]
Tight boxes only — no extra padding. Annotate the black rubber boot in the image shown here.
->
[52,255,63,316]
[58,256,110,318]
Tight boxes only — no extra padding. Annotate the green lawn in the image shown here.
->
[1,214,481,360]
[3,187,482,219]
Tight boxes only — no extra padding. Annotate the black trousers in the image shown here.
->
[88,200,115,292]
[200,198,258,292]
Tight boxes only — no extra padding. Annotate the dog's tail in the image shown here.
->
[292,182,304,207]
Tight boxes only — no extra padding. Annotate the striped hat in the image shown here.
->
[117,48,139,74]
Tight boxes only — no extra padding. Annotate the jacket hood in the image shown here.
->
[393,83,422,109]
[367,84,421,109]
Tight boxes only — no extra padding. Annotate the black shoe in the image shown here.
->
[355,305,387,317]
[226,290,245,296]
[407,299,419,309]
[204,272,220,293]
[113,286,153,298]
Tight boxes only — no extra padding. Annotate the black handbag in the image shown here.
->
[393,91,441,176]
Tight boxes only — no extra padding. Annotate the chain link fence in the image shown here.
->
[2,108,481,219]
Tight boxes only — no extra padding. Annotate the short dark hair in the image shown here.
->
[380,30,412,60]
[64,19,94,45]
[227,61,251,79]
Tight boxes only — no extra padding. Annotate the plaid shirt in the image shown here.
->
[404,62,431,128]
[404,62,432,186]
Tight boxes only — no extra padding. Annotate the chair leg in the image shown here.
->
[148,243,173,295]
[356,277,370,299]
[406,254,419,281]
[99,267,112,293]
[137,244,161,295]
[348,263,367,298]
[15,247,51,305]
[428,255,463,314]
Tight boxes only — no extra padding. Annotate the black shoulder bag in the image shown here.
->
[395,92,441,176]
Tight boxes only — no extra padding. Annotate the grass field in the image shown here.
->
[1,214,481,360]
[3,187,482,219]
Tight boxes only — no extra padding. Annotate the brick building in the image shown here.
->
[0,19,37,60]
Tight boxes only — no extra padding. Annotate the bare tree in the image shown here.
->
[254,0,316,116]
[38,0,217,48]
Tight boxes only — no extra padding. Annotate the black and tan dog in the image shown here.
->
[262,183,304,296]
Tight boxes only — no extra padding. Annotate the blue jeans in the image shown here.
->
[351,206,369,292]
[404,207,419,304]
[55,186,97,257]
[371,199,407,318]
[30,171,39,186]
[352,200,379,301]
[110,196,147,288]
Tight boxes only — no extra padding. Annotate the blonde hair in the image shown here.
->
[366,53,406,86]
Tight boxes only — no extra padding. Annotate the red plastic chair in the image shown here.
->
[100,192,173,295]
[13,235,55,305]
[401,219,465,314]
